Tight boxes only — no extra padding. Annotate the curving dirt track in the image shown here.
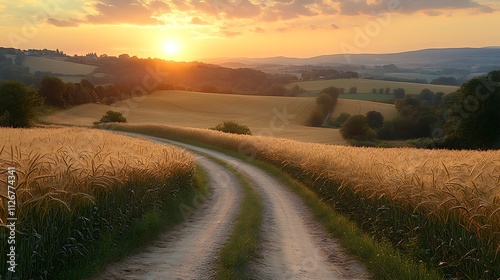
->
[94,155,242,280]
[135,135,370,280]
[96,133,369,279]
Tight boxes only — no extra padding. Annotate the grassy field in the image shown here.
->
[287,78,458,96]
[22,56,96,75]
[106,123,500,279]
[0,127,195,279]
[43,90,397,145]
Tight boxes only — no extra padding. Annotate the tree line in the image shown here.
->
[336,70,500,150]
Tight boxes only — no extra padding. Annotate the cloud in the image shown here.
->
[253,27,265,33]
[262,0,318,21]
[190,16,209,25]
[337,0,494,15]
[330,23,340,29]
[85,0,167,25]
[46,18,80,27]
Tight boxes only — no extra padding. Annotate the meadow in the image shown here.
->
[0,127,195,279]
[22,56,96,75]
[43,90,397,145]
[287,78,458,96]
[106,123,500,279]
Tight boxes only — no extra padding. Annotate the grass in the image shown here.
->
[103,123,500,279]
[287,78,458,96]
[0,127,195,279]
[205,156,263,279]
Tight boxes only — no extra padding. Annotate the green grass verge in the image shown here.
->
[108,126,442,279]
[54,164,209,280]
[204,155,263,279]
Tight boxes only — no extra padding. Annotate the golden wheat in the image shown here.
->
[108,123,500,248]
[0,126,194,223]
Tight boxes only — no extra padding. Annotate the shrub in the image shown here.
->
[211,120,252,135]
[340,115,376,141]
[332,112,351,128]
[94,110,127,125]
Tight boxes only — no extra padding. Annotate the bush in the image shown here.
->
[377,120,397,140]
[94,110,127,125]
[340,115,376,141]
[331,113,351,128]
[211,120,252,135]
[366,111,384,129]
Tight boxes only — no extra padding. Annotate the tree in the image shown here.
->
[316,93,335,114]
[321,86,341,101]
[39,76,66,107]
[431,76,459,86]
[332,112,351,127]
[378,88,384,94]
[418,89,434,103]
[443,70,500,149]
[385,87,391,94]
[340,115,376,141]
[366,111,384,129]
[95,110,127,124]
[393,88,405,99]
[349,87,357,94]
[0,81,43,127]
[372,88,377,94]
[211,120,252,135]
[264,83,287,96]
[288,85,306,96]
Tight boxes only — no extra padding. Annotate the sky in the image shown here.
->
[0,0,499,61]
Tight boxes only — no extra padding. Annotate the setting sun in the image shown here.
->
[163,40,181,57]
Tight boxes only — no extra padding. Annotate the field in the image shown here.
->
[109,123,500,278]
[0,127,195,279]
[22,56,96,75]
[287,78,459,96]
[43,90,397,145]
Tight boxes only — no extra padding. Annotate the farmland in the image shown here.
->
[108,123,500,278]
[22,56,97,75]
[287,78,459,96]
[43,90,397,145]
[0,127,195,279]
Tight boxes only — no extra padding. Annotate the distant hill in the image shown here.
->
[206,47,500,67]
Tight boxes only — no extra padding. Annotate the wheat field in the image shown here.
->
[107,123,499,277]
[0,127,195,278]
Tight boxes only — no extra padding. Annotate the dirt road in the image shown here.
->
[97,133,369,279]
[94,155,242,280]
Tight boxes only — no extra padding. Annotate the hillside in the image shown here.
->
[22,56,96,75]
[43,90,397,145]
[207,47,500,67]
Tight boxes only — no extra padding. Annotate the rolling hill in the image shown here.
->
[43,90,397,145]
[207,47,500,67]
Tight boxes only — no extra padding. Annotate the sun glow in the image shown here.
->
[163,40,181,57]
